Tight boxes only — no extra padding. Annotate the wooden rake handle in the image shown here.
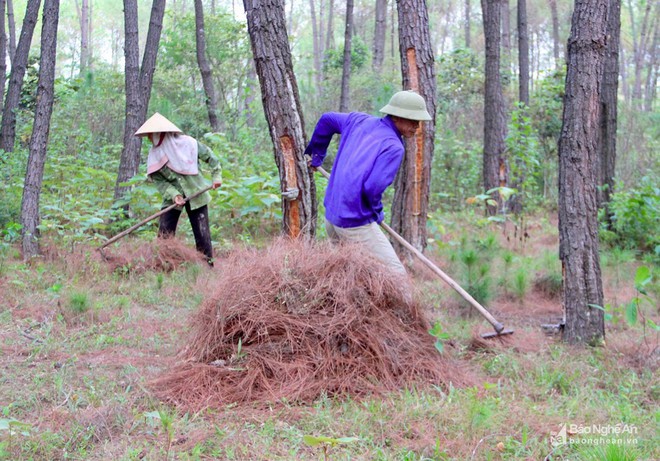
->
[315,166,504,333]
[98,185,214,250]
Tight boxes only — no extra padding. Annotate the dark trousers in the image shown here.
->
[158,203,213,262]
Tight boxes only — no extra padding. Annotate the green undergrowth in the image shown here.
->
[0,236,658,460]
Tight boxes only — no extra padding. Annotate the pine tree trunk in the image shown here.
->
[78,0,89,73]
[0,0,6,116]
[391,0,436,255]
[243,0,317,238]
[643,11,658,111]
[548,0,560,69]
[194,0,220,131]
[559,0,607,345]
[21,0,59,259]
[465,0,471,48]
[372,0,387,71]
[501,0,511,72]
[0,0,41,153]
[325,0,334,50]
[598,0,620,216]
[481,0,507,215]
[339,0,354,112]
[6,0,15,63]
[517,0,529,106]
[114,0,166,205]
[309,0,323,93]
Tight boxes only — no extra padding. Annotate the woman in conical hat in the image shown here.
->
[135,112,222,265]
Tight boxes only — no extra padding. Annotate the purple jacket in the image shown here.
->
[305,112,404,228]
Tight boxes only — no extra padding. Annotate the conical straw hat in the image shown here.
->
[134,112,183,136]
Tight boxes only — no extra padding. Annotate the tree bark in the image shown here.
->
[309,0,323,93]
[373,0,387,70]
[644,18,658,111]
[325,0,334,51]
[0,0,41,153]
[501,0,511,72]
[517,0,529,106]
[391,0,436,255]
[194,0,220,131]
[0,0,6,116]
[548,0,560,70]
[243,0,317,238]
[598,0,620,216]
[481,0,507,215]
[629,0,652,104]
[6,0,15,63]
[21,0,59,259]
[339,0,354,112]
[558,0,607,345]
[114,0,166,205]
[465,0,471,48]
[75,0,89,73]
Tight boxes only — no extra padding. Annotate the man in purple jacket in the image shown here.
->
[305,90,432,276]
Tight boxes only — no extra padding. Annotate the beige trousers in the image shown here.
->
[325,219,407,276]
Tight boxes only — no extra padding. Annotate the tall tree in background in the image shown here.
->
[517,0,529,106]
[309,0,323,94]
[325,0,335,51]
[558,0,608,345]
[194,0,220,131]
[465,0,471,48]
[75,0,90,73]
[372,0,387,71]
[20,0,59,259]
[548,0,560,69]
[597,0,620,217]
[501,0,512,71]
[481,0,507,215]
[391,0,436,254]
[644,20,658,111]
[628,0,653,106]
[0,0,6,116]
[6,0,15,63]
[339,0,354,112]
[0,0,41,153]
[114,0,166,205]
[243,0,317,238]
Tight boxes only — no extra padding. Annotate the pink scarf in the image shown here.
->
[146,133,199,175]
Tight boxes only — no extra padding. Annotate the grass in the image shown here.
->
[0,222,658,460]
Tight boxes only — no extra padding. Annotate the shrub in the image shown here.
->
[604,174,659,258]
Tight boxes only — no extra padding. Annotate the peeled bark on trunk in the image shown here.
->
[0,0,41,153]
[243,0,317,238]
[114,0,166,205]
[339,0,354,112]
[558,0,607,345]
[194,0,220,131]
[481,0,507,215]
[391,0,436,255]
[21,0,59,259]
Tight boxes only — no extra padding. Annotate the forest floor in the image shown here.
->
[0,213,658,461]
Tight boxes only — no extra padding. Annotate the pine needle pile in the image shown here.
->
[102,238,206,274]
[152,239,468,410]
